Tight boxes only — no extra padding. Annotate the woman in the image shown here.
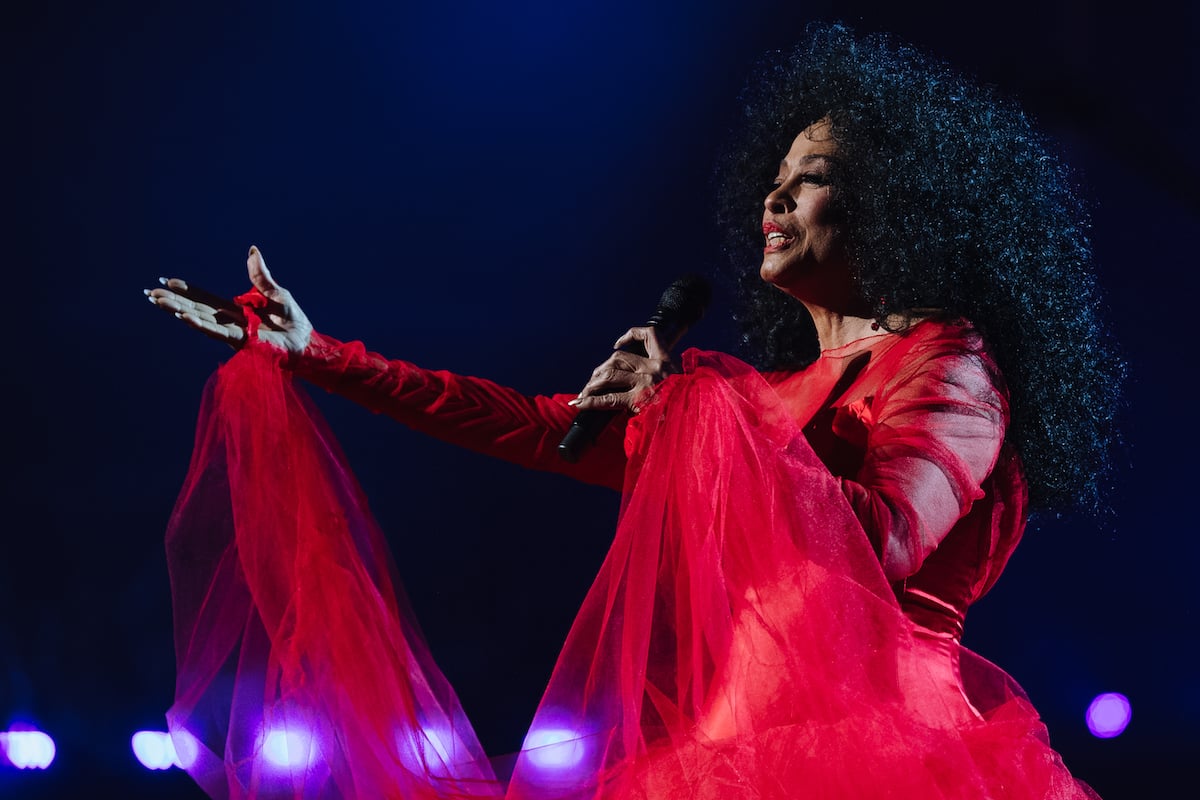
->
[147,22,1119,800]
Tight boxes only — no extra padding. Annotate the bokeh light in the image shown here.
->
[1,729,57,769]
[1086,692,1132,738]
[132,730,177,770]
[260,725,320,770]
[522,727,586,769]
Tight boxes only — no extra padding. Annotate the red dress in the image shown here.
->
[164,316,1099,798]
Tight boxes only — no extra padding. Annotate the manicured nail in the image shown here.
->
[248,245,258,256]
[158,277,167,285]
[567,398,580,406]
[147,294,157,303]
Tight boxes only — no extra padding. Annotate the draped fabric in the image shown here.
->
[165,335,1098,797]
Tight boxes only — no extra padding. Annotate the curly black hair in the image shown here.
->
[714,22,1124,515]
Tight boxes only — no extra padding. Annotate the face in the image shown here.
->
[760,120,852,303]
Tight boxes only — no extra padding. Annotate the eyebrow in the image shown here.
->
[778,154,838,169]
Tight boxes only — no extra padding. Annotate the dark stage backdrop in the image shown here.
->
[4,2,1196,798]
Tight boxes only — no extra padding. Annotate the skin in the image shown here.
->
[760,120,878,351]
[145,246,312,354]
[570,121,880,409]
[146,123,881,411]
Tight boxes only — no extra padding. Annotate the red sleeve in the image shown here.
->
[285,332,628,490]
[837,347,1007,583]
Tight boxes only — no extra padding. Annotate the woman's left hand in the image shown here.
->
[569,326,679,413]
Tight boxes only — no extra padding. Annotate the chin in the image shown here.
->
[760,259,800,290]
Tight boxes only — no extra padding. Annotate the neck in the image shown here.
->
[802,303,884,351]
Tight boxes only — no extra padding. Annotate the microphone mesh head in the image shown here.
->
[656,274,712,328]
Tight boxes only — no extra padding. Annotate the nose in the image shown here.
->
[763,184,794,214]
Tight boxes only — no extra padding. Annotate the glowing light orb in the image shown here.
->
[171,729,200,769]
[1086,692,1131,738]
[397,724,463,776]
[522,727,585,769]
[132,731,176,770]
[260,726,319,769]
[1,729,56,769]
[417,726,454,766]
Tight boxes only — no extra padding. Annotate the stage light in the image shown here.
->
[132,731,176,770]
[1086,692,1131,738]
[260,725,319,770]
[397,723,464,776]
[1,729,56,769]
[171,728,200,769]
[522,727,586,770]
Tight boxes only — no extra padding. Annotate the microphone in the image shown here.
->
[557,274,711,463]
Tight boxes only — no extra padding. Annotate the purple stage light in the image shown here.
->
[522,727,587,770]
[132,731,176,770]
[395,723,469,777]
[171,728,200,770]
[1,728,56,769]
[259,725,320,770]
[1086,692,1131,738]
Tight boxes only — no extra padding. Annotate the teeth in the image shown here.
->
[766,232,789,243]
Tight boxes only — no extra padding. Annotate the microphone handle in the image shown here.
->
[556,325,657,464]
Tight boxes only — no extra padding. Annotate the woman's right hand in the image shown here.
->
[145,245,313,354]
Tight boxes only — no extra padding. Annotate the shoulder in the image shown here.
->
[880,318,1007,412]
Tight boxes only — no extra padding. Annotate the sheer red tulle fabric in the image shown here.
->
[165,336,1098,798]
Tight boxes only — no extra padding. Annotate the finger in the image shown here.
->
[247,245,282,297]
[614,326,669,360]
[146,287,218,318]
[146,287,245,345]
[612,326,648,350]
[568,390,636,412]
[154,281,247,323]
[577,361,640,399]
[175,308,247,346]
[640,327,668,361]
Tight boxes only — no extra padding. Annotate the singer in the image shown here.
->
[146,22,1119,799]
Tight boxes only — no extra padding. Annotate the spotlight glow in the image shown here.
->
[522,727,585,769]
[417,726,454,770]
[260,726,319,769]
[1,729,56,769]
[171,728,200,769]
[1086,692,1132,738]
[132,731,177,770]
[398,724,463,776]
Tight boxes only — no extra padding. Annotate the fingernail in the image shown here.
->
[158,277,167,285]
[147,294,157,304]
[174,312,183,319]
[567,398,580,406]
[248,245,258,256]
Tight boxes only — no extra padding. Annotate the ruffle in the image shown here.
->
[165,344,1097,799]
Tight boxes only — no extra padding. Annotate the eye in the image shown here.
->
[798,173,830,186]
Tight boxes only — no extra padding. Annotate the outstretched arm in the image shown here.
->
[288,333,629,489]
[145,247,628,489]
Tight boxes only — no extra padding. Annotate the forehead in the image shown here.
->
[780,120,839,166]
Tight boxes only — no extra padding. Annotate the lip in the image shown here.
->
[762,220,795,253]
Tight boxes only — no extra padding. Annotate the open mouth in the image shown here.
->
[763,223,795,251]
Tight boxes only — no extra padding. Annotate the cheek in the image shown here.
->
[803,196,845,248]
[805,192,839,225]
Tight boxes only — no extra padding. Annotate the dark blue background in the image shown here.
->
[5,2,1196,797]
